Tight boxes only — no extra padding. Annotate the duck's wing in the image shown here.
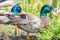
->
[17,14,41,33]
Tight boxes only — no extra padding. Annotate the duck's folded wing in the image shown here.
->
[17,14,41,33]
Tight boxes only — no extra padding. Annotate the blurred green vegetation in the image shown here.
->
[0,0,60,40]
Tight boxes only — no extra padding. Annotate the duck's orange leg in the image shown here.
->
[26,32,30,40]
[15,24,18,38]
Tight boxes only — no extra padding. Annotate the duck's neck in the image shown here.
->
[40,12,47,17]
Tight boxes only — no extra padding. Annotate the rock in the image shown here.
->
[0,30,11,40]
[20,32,40,36]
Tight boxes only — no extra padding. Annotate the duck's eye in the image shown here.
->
[20,14,26,19]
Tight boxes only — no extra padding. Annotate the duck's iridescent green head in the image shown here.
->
[40,5,52,16]
[11,4,22,14]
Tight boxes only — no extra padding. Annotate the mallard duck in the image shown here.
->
[0,4,52,40]
[40,5,52,27]
[7,4,52,40]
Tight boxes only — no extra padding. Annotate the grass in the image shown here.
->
[0,24,15,34]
